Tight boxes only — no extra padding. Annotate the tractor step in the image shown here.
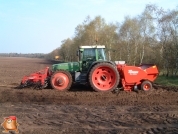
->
[75,72,87,83]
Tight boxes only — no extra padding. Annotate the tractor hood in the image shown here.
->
[52,62,80,72]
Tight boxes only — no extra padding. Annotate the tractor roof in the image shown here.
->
[79,45,105,49]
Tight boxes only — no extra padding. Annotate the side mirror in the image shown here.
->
[76,50,79,56]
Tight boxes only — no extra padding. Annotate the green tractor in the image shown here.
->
[50,45,120,92]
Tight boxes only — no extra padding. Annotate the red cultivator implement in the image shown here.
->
[18,67,52,89]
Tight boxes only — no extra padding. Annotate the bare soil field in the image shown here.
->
[0,57,178,134]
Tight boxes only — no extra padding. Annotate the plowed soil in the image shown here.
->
[0,57,178,134]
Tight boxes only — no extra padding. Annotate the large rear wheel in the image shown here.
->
[50,70,72,91]
[89,63,120,92]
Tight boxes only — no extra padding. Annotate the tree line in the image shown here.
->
[0,53,45,58]
[46,4,178,76]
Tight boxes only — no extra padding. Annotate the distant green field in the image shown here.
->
[155,75,178,87]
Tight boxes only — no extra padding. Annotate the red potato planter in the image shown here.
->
[116,62,159,91]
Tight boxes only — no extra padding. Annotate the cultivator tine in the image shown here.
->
[16,78,50,90]
[16,80,32,89]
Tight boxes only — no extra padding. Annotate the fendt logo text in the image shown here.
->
[128,70,138,75]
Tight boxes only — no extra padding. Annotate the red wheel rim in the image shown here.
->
[51,72,69,90]
[92,66,117,91]
[143,83,150,91]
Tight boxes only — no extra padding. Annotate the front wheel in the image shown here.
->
[141,80,153,91]
[89,63,120,92]
[50,70,72,91]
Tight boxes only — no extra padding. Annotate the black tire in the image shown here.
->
[89,63,120,92]
[50,70,72,91]
[141,80,153,91]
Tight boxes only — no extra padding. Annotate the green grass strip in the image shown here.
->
[155,75,178,87]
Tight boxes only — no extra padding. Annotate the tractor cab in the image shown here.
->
[78,45,106,71]
[78,45,106,61]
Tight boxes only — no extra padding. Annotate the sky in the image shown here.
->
[0,0,177,54]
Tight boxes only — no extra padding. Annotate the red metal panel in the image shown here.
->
[122,66,147,83]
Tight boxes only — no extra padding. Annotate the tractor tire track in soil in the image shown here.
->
[0,57,178,134]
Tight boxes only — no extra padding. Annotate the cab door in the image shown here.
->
[82,48,96,71]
